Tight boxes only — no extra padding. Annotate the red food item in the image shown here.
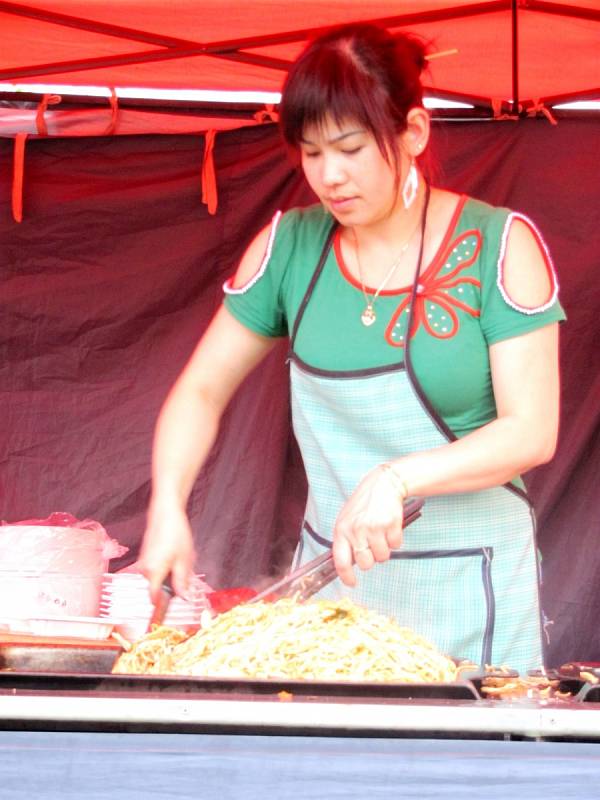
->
[206,587,280,613]
[206,587,258,613]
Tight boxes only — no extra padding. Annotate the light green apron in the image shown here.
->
[288,227,544,674]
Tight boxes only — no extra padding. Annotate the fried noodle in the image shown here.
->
[112,597,457,682]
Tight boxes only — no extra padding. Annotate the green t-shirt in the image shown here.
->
[224,196,565,440]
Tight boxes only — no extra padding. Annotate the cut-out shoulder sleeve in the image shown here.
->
[223,210,291,338]
[497,213,558,313]
[480,209,566,345]
[224,210,282,296]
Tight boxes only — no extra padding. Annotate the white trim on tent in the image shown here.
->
[0,82,474,109]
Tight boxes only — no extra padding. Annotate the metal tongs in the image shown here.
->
[147,572,175,631]
[249,496,425,605]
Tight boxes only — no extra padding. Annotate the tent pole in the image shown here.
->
[511,0,520,116]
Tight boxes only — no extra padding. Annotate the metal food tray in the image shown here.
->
[576,684,600,703]
[0,641,121,675]
[0,669,479,701]
[3,670,600,742]
[0,658,594,703]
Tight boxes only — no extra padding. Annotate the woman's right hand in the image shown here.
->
[135,230,280,603]
[137,501,196,602]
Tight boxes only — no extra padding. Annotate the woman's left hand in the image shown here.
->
[332,465,406,586]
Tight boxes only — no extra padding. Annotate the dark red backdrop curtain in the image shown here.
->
[1,118,598,666]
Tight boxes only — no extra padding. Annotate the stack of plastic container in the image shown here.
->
[0,514,128,637]
[100,572,212,641]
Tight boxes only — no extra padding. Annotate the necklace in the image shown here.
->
[353,206,424,327]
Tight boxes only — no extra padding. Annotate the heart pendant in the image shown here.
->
[361,306,376,326]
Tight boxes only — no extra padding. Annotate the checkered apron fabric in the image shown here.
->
[289,360,544,673]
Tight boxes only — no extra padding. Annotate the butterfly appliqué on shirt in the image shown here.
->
[386,230,482,347]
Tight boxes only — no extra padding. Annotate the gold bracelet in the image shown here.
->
[380,463,409,501]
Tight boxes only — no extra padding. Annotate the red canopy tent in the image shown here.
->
[0,2,598,667]
[0,0,599,108]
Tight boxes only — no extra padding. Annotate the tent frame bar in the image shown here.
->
[0,2,512,82]
[0,2,512,52]
[523,1,600,22]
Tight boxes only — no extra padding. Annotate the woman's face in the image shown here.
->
[299,116,405,228]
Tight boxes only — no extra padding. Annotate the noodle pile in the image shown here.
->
[112,597,457,683]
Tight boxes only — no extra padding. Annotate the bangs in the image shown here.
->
[280,48,396,163]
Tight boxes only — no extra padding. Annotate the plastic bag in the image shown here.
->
[1,511,129,561]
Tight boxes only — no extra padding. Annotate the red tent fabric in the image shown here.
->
[1,1,599,109]
[1,118,598,667]
[1,2,599,668]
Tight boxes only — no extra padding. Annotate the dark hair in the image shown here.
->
[279,23,428,168]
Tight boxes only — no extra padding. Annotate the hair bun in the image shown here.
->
[393,32,428,75]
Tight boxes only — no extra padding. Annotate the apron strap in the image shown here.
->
[403,182,459,444]
[288,222,338,354]
[402,184,531,506]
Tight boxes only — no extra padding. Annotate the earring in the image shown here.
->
[402,160,419,209]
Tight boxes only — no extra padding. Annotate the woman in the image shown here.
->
[139,23,564,672]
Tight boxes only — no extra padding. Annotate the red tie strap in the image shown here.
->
[201,129,218,215]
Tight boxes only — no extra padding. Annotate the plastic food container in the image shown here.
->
[0,570,104,618]
[0,516,128,622]
[6,615,119,640]
[0,523,118,575]
[100,572,212,642]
